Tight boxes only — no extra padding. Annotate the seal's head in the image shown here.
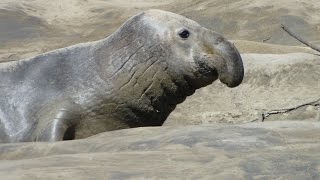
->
[138,9,244,89]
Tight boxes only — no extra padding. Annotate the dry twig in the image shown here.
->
[262,98,320,121]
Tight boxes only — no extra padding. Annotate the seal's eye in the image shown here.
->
[178,29,190,39]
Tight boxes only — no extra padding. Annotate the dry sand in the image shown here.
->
[0,121,319,179]
[1,0,320,62]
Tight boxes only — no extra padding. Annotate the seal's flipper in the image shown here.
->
[33,99,82,142]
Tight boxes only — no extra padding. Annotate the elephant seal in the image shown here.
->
[0,9,244,142]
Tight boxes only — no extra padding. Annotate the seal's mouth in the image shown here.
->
[184,56,219,89]
[203,55,228,84]
[195,57,218,78]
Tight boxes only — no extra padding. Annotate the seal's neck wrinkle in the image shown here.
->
[120,62,196,127]
[101,40,196,126]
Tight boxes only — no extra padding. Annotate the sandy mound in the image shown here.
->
[0,121,319,179]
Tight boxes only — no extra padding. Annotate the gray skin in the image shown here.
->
[0,10,244,142]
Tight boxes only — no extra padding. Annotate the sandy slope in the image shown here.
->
[1,100,319,179]
[0,121,319,179]
[1,0,320,62]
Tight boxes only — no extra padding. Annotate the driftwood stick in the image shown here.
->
[281,24,320,53]
[261,98,320,122]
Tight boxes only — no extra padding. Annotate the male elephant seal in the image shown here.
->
[0,10,244,142]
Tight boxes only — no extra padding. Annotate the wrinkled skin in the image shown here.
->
[0,10,244,142]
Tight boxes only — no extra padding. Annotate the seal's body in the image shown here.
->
[0,10,244,142]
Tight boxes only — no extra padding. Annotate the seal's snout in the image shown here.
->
[204,31,244,88]
[218,46,244,88]
[220,42,244,88]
